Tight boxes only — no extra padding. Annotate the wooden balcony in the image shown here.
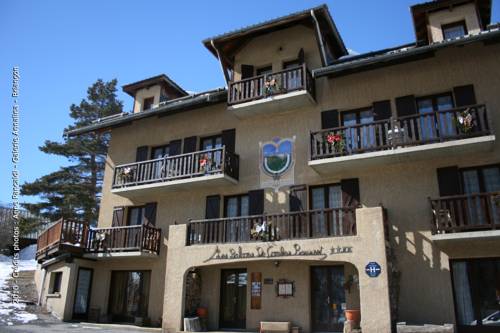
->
[111,146,239,198]
[36,219,162,262]
[430,192,500,235]
[186,208,356,245]
[309,104,495,173]
[227,64,315,117]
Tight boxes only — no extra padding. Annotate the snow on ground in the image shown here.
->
[0,244,38,326]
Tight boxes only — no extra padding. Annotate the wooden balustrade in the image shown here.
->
[429,192,500,234]
[112,146,239,189]
[187,208,356,245]
[87,224,161,254]
[36,219,88,255]
[310,104,491,160]
[228,64,315,105]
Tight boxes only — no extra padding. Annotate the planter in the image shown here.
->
[196,307,208,318]
[345,309,361,323]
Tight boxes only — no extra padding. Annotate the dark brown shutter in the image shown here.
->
[395,95,417,117]
[341,178,360,207]
[222,129,236,153]
[453,85,476,107]
[321,110,339,129]
[437,166,462,196]
[169,139,182,156]
[241,64,254,79]
[289,185,307,212]
[205,195,221,219]
[144,202,157,226]
[183,136,197,154]
[111,207,125,227]
[249,189,264,215]
[297,48,305,64]
[135,146,149,162]
[373,100,392,121]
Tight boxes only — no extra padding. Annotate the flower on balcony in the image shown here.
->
[251,219,277,241]
[326,132,345,153]
[264,76,281,96]
[456,108,474,134]
[120,166,135,182]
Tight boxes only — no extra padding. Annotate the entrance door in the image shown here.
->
[73,268,93,320]
[220,269,247,329]
[311,266,346,332]
[108,271,151,323]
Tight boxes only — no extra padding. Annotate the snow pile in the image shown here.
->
[0,244,38,326]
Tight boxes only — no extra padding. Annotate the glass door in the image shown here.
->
[108,271,151,323]
[416,93,454,141]
[224,194,250,242]
[201,135,223,172]
[220,269,247,329]
[151,145,169,179]
[73,268,93,320]
[310,185,343,237]
[311,266,346,332]
[342,108,375,152]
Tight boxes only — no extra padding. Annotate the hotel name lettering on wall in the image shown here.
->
[204,244,353,263]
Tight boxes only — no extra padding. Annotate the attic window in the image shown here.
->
[143,97,154,111]
[442,20,467,40]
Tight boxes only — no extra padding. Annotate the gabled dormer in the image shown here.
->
[203,5,347,116]
[123,74,188,113]
[411,0,492,45]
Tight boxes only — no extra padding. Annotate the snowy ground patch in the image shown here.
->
[0,244,38,326]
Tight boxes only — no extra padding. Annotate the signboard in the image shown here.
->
[259,136,296,192]
[251,272,262,309]
[365,262,382,278]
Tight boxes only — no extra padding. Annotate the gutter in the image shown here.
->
[310,9,328,67]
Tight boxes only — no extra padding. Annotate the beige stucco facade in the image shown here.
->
[36,2,500,332]
[427,2,482,42]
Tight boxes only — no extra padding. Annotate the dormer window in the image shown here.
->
[143,97,154,111]
[442,20,467,40]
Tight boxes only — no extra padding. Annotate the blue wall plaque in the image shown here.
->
[365,262,381,278]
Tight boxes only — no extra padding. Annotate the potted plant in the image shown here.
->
[456,108,474,134]
[326,132,345,153]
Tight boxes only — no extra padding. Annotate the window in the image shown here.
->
[341,107,375,151]
[256,66,273,77]
[200,135,222,150]
[142,97,154,111]
[442,21,467,40]
[50,272,63,294]
[127,206,145,226]
[224,194,249,217]
[150,145,169,179]
[151,145,169,159]
[310,184,343,236]
[416,93,454,139]
[283,59,300,69]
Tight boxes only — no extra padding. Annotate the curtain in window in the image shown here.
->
[452,262,475,325]
[329,186,343,236]
[311,188,326,236]
[462,170,485,225]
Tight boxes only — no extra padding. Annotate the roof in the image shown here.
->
[65,88,227,137]
[203,4,347,67]
[411,0,492,45]
[122,74,188,98]
[313,26,500,78]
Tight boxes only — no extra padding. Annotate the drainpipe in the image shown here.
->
[311,9,328,66]
[211,40,230,87]
[38,268,47,306]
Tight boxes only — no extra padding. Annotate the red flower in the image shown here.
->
[327,134,342,144]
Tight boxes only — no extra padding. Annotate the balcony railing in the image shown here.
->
[311,104,491,160]
[187,208,356,245]
[228,64,315,105]
[36,219,162,260]
[112,146,239,189]
[430,192,500,234]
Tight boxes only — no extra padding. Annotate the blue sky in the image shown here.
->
[0,0,499,205]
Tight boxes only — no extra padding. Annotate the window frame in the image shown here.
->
[441,20,468,40]
[340,106,374,126]
[256,65,273,77]
[308,183,342,210]
[127,205,145,226]
[416,92,455,114]
[142,97,155,111]
[223,193,250,218]
[200,134,223,151]
[50,271,63,294]
[459,164,500,194]
[283,59,301,70]
[150,144,170,159]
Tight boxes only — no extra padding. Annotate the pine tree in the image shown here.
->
[21,79,123,224]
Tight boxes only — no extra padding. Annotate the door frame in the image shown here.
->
[310,265,346,332]
[219,268,247,329]
[72,267,93,320]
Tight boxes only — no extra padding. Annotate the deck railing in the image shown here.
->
[87,224,161,254]
[228,64,315,105]
[429,192,500,234]
[36,219,88,256]
[310,104,491,160]
[112,146,239,189]
[36,219,162,258]
[187,208,356,245]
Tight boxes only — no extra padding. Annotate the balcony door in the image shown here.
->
[341,108,375,152]
[224,194,250,242]
[151,145,170,179]
[451,258,500,332]
[311,266,346,332]
[201,135,223,172]
[72,268,93,320]
[220,269,247,329]
[416,93,454,141]
[108,271,151,323]
[310,184,343,237]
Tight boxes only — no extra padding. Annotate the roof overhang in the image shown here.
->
[122,74,188,98]
[411,0,492,45]
[202,5,347,69]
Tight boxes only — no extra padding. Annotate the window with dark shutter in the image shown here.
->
[183,136,197,154]
[241,64,254,79]
[248,189,265,215]
[437,166,462,196]
[395,95,417,117]
[205,195,221,219]
[135,146,149,162]
[169,139,182,156]
[321,110,339,129]
[340,178,360,207]
[289,185,307,212]
[144,202,157,226]
[453,85,476,107]
[221,129,236,153]
[373,100,392,121]
[111,207,125,227]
